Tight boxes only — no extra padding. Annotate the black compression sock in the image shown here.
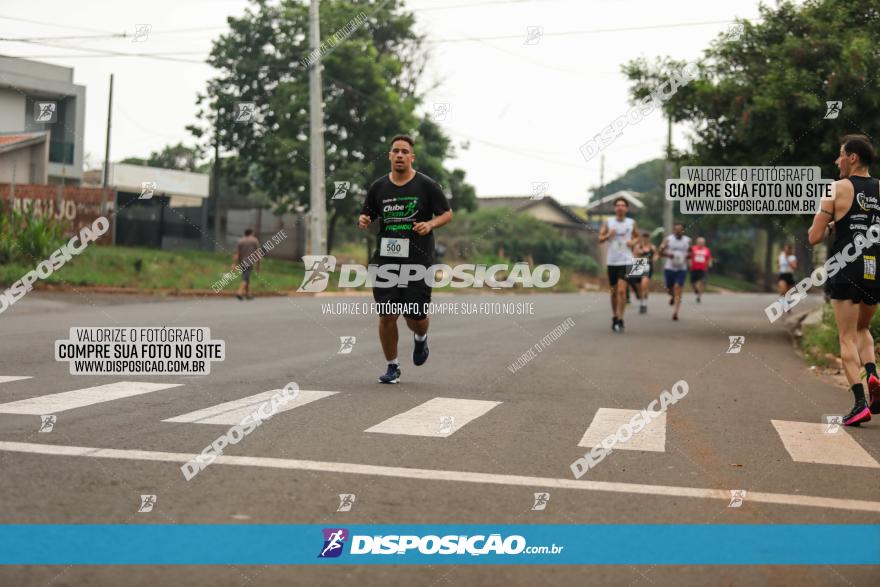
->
[852,384,866,403]
[866,363,878,378]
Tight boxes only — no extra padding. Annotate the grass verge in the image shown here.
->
[0,245,585,294]
[801,303,880,367]
[0,245,308,294]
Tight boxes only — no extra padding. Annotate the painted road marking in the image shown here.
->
[771,420,880,468]
[0,382,182,415]
[365,397,501,437]
[163,390,338,425]
[1,440,879,514]
[578,408,666,452]
[0,376,32,384]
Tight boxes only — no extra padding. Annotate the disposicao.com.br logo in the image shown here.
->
[317,528,563,558]
[297,255,560,292]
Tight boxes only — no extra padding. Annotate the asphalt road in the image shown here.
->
[1,289,878,586]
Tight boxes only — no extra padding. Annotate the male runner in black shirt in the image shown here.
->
[358,135,453,383]
[809,134,880,426]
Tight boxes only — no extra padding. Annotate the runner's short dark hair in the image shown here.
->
[244,228,254,236]
[613,197,629,207]
[390,134,414,149]
[841,134,874,166]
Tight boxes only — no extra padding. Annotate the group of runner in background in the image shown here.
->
[599,197,712,331]
[230,134,877,430]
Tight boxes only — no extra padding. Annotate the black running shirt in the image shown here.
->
[830,175,880,287]
[361,172,450,265]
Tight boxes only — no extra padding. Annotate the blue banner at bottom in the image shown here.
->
[0,525,878,565]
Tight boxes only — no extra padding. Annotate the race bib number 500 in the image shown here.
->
[381,237,410,258]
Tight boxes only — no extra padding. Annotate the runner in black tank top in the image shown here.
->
[828,175,880,303]
[809,135,880,427]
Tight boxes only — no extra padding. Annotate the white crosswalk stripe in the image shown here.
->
[365,397,501,437]
[0,381,181,415]
[578,408,666,452]
[0,376,32,384]
[3,440,880,513]
[163,389,338,425]
[771,419,880,468]
[3,379,880,475]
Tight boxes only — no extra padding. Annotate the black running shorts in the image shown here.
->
[372,269,431,320]
[829,282,880,306]
[607,265,627,287]
[778,272,795,287]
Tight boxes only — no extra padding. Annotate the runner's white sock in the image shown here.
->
[640,299,647,308]
[414,334,427,342]
[389,358,399,365]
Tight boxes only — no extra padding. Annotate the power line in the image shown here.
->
[0,34,127,42]
[0,1,545,44]
[0,15,114,34]
[149,26,229,36]
[2,17,735,46]
[3,51,209,59]
[413,0,548,11]
[0,26,228,44]
[1,39,208,64]
[0,17,739,69]
[424,19,735,43]
[442,127,587,169]
[318,69,587,168]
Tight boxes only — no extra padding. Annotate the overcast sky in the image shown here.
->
[1,0,766,205]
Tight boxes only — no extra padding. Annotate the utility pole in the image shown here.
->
[103,73,116,245]
[102,73,113,187]
[209,112,220,251]
[599,153,605,200]
[663,115,673,237]
[308,0,327,255]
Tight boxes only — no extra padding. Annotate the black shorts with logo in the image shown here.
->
[372,264,431,320]
[829,248,880,305]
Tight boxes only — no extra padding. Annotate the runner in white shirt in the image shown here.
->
[776,243,798,298]
[658,222,691,321]
[598,197,640,332]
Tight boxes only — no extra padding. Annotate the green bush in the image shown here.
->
[559,251,598,275]
[710,229,759,281]
[0,206,69,265]
[469,254,509,267]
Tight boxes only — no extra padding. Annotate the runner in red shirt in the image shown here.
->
[689,237,712,303]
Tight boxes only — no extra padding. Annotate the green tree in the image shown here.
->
[190,0,475,250]
[624,0,880,289]
[591,159,666,229]
[120,142,203,171]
